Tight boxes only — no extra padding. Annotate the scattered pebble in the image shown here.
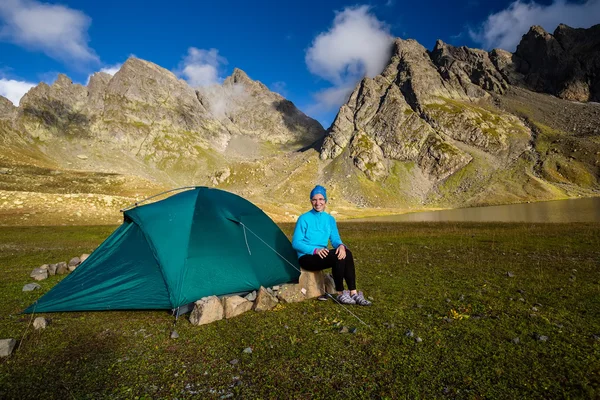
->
[415,337,423,343]
[532,307,539,312]
[519,298,525,302]
[349,327,358,334]
[506,272,515,278]
[383,322,395,329]
[445,298,451,303]
[339,326,349,334]
[229,359,239,365]
[405,329,414,338]
[314,330,319,334]
[415,304,423,308]
[242,347,252,354]
[367,296,374,301]
[533,303,542,307]
[170,330,179,339]
[511,337,520,344]
[554,323,564,329]
[533,333,549,342]
[459,294,465,301]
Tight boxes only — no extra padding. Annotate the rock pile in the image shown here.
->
[23,254,90,291]
[189,270,336,326]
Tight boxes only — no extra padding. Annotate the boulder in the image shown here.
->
[47,263,58,276]
[68,257,81,267]
[80,253,90,263]
[30,268,48,281]
[39,264,49,270]
[189,296,224,326]
[0,339,16,357]
[22,283,41,291]
[299,269,325,299]
[323,273,336,294]
[222,295,253,319]
[56,261,68,275]
[244,290,257,302]
[33,317,48,330]
[254,286,279,312]
[277,283,306,303]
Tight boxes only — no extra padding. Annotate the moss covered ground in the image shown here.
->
[1,223,599,399]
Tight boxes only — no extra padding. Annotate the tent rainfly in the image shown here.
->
[24,187,300,314]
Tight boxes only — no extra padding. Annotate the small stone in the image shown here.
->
[229,359,239,365]
[23,283,41,291]
[506,272,515,278]
[0,339,17,357]
[68,257,81,267]
[511,337,520,344]
[244,291,257,302]
[349,327,358,334]
[415,304,423,308]
[33,317,48,330]
[458,294,465,301]
[415,337,423,343]
[533,333,548,342]
[30,268,48,281]
[314,330,319,334]
[519,297,525,302]
[242,347,252,354]
[532,307,538,312]
[516,289,525,294]
[170,330,179,339]
[339,326,349,334]
[405,329,414,337]
[445,298,451,303]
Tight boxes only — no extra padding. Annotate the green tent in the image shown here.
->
[24,187,300,314]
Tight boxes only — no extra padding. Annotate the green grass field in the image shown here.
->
[1,223,599,399]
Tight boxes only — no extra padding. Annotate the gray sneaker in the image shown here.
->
[337,290,356,305]
[352,291,372,306]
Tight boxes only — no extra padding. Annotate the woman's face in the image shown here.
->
[311,194,326,212]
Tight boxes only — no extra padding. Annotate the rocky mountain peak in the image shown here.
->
[0,95,16,119]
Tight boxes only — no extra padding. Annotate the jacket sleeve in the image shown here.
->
[292,216,317,255]
[329,216,344,249]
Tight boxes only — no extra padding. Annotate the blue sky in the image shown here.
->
[1,0,599,127]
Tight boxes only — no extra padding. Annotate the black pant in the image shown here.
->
[299,249,356,292]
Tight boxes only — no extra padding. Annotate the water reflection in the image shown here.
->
[354,197,600,223]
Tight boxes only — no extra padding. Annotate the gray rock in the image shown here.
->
[30,268,48,281]
[229,359,239,365]
[170,330,179,339]
[244,291,257,302]
[276,284,305,303]
[405,329,414,337]
[506,272,515,278]
[533,333,549,342]
[79,253,90,263]
[511,337,520,344]
[39,264,49,270]
[23,283,41,291]
[56,262,68,275]
[253,286,279,312]
[68,257,81,267]
[242,347,252,354]
[339,326,349,334]
[0,339,17,357]
[33,317,48,330]
[222,295,253,319]
[415,337,423,343]
[47,263,57,276]
[190,296,224,326]
[349,327,358,334]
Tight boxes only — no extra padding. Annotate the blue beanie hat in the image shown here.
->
[310,185,327,201]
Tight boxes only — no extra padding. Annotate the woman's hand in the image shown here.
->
[335,245,346,260]
[316,248,329,259]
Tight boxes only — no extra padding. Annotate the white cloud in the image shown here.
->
[306,5,393,85]
[305,5,394,114]
[177,47,228,87]
[469,0,600,51]
[100,63,122,76]
[307,85,355,115]
[85,63,122,85]
[0,0,98,65]
[0,78,35,105]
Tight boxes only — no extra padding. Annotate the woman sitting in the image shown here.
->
[291,185,371,306]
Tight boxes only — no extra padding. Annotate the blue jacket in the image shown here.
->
[292,209,344,258]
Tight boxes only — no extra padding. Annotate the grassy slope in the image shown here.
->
[1,223,599,399]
